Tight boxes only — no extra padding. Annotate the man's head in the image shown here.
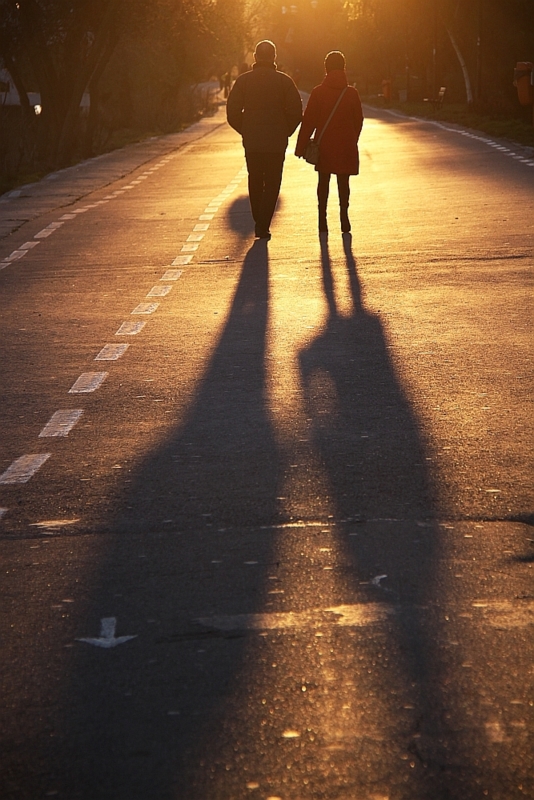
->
[254,40,277,64]
[325,50,346,73]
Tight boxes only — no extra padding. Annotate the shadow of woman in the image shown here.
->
[51,240,284,799]
[295,234,478,798]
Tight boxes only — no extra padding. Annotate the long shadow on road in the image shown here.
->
[49,235,486,799]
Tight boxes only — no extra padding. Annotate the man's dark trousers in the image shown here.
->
[245,152,285,237]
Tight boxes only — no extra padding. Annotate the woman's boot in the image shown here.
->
[337,175,351,233]
[317,173,330,233]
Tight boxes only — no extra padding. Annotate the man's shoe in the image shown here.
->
[255,229,271,240]
[340,210,351,234]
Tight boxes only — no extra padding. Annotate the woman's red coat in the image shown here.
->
[295,69,364,175]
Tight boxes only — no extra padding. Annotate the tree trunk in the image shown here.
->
[446,26,473,106]
[54,3,122,165]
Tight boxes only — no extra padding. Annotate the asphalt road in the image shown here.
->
[0,104,533,800]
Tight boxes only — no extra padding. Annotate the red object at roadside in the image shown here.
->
[514,62,533,106]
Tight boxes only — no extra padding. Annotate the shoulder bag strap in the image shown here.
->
[316,87,348,145]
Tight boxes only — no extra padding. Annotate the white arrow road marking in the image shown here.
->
[115,320,146,335]
[69,372,108,393]
[39,409,83,437]
[95,343,129,361]
[0,453,51,484]
[371,574,388,587]
[77,617,138,648]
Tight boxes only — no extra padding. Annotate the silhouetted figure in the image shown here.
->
[227,40,302,240]
[295,51,363,234]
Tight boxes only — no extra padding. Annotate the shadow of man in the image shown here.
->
[52,241,283,800]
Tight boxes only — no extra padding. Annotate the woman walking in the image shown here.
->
[295,51,364,234]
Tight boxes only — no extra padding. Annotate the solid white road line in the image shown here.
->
[116,320,146,335]
[95,343,130,360]
[39,409,84,437]
[0,453,51,484]
[131,302,159,315]
[68,372,108,393]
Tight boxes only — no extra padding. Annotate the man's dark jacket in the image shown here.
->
[227,62,302,153]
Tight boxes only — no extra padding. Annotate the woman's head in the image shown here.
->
[325,51,346,73]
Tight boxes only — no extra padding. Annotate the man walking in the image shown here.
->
[227,40,302,240]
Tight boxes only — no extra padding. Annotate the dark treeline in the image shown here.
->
[1,0,533,186]
[263,0,534,109]
[0,0,244,182]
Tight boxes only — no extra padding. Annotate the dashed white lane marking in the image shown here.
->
[60,213,76,220]
[72,208,90,213]
[0,453,51,484]
[95,343,130,360]
[68,372,108,393]
[197,603,393,632]
[20,241,40,250]
[147,285,172,297]
[172,255,192,266]
[131,302,159,314]
[1,250,28,264]
[193,223,209,232]
[181,243,199,252]
[113,190,125,195]
[34,227,58,239]
[116,320,146,335]
[199,214,214,221]
[161,269,183,281]
[39,409,83,437]
[187,233,204,242]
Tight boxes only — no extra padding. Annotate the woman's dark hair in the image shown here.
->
[325,51,346,72]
